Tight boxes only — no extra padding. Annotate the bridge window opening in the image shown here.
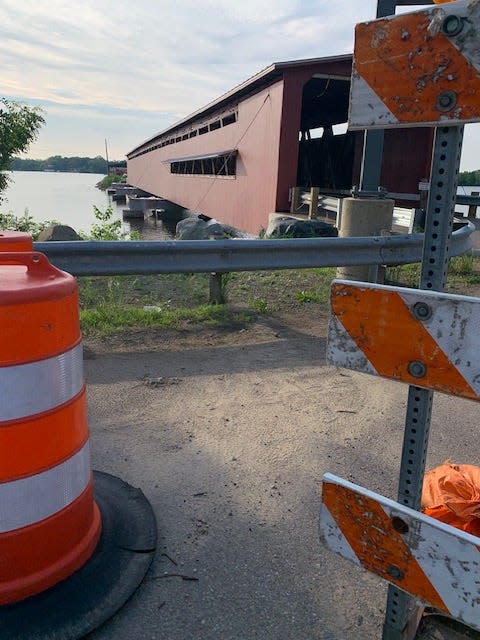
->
[296,77,356,191]
[222,112,236,127]
[168,150,237,177]
[209,120,221,131]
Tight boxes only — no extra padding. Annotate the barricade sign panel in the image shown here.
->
[327,280,480,401]
[320,473,480,631]
[349,0,480,129]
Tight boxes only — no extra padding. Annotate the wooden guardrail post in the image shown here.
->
[290,187,301,214]
[468,191,479,219]
[308,187,319,219]
[209,272,226,304]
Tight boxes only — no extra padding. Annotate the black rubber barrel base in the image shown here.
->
[0,470,157,639]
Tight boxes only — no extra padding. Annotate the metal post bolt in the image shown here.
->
[442,14,464,36]
[412,302,433,321]
[408,361,427,378]
[436,91,457,112]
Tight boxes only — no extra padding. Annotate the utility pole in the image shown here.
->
[105,139,109,176]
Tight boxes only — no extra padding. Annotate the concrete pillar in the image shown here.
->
[336,197,394,282]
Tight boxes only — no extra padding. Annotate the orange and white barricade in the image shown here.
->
[349,0,480,129]
[321,473,480,632]
[322,278,480,634]
[327,280,480,401]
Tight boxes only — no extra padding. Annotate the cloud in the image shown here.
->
[4,0,478,168]
[1,0,376,110]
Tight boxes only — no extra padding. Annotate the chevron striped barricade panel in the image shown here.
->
[326,280,480,401]
[320,473,480,631]
[349,0,480,129]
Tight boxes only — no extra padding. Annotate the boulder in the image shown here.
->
[37,224,82,241]
[176,217,232,240]
[266,216,338,238]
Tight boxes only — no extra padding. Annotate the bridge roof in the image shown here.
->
[126,54,352,157]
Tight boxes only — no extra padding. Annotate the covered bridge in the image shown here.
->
[126,55,433,235]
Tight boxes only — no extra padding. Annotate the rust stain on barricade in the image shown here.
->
[328,282,477,398]
[322,480,449,612]
[350,1,480,128]
[320,474,480,631]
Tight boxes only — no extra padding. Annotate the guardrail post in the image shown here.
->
[290,187,301,214]
[209,272,226,304]
[468,191,479,219]
[309,187,319,219]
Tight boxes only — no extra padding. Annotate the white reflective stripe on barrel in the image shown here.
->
[0,343,84,421]
[0,440,91,533]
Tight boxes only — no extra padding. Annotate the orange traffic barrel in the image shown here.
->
[0,230,33,252]
[0,247,101,603]
[0,237,156,639]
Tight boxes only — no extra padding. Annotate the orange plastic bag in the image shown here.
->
[422,462,480,536]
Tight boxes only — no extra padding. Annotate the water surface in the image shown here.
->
[1,171,174,239]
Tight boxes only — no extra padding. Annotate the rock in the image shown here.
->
[176,217,231,240]
[265,216,338,238]
[37,224,82,241]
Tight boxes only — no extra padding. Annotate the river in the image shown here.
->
[1,171,174,240]
[2,171,478,240]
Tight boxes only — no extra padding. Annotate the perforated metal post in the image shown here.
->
[382,125,464,639]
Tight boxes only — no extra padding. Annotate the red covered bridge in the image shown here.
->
[126,54,433,235]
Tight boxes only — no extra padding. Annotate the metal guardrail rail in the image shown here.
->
[34,222,474,277]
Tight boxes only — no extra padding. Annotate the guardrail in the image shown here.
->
[34,222,474,277]
[291,187,480,230]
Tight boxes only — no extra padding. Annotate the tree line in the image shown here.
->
[10,155,126,174]
[458,170,480,186]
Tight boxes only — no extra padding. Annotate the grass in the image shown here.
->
[95,175,126,190]
[77,268,336,335]
[77,257,480,336]
[80,303,253,336]
[386,254,480,290]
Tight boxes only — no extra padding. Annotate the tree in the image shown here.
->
[0,98,45,202]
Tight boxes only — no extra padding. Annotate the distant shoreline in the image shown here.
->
[8,169,106,176]
[10,156,126,175]
[11,169,107,174]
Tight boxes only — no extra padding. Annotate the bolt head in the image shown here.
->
[387,565,404,581]
[436,90,457,113]
[391,516,409,535]
[442,14,464,37]
[408,361,427,378]
[412,302,433,321]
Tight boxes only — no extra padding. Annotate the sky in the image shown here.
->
[2,0,479,169]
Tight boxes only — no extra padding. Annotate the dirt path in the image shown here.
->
[83,306,480,640]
